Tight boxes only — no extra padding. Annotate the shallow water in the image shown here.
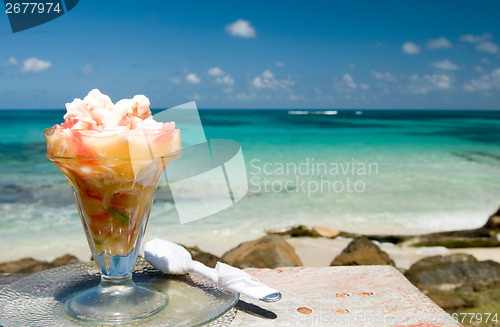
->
[1,109,499,261]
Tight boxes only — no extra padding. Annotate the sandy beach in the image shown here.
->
[3,233,499,274]
[287,236,500,271]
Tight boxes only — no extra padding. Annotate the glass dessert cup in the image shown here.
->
[45,128,180,323]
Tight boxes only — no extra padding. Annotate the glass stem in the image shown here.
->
[100,273,134,288]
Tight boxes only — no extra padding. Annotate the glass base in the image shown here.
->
[0,259,239,327]
[65,277,168,323]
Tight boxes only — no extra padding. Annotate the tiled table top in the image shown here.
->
[231,266,461,326]
[0,266,461,326]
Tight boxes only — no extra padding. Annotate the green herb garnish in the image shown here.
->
[107,207,130,226]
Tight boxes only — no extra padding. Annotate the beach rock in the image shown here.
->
[338,232,411,244]
[50,254,80,267]
[405,253,500,291]
[222,235,303,269]
[483,206,500,232]
[0,258,53,274]
[265,225,320,237]
[265,225,411,243]
[181,245,221,268]
[0,254,82,274]
[399,227,500,248]
[312,226,340,238]
[424,291,468,310]
[330,237,395,266]
[363,234,411,244]
[265,225,340,238]
[404,236,500,248]
[400,206,500,248]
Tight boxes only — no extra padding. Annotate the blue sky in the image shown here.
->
[1,1,500,109]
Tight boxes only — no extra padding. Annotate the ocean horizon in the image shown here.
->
[1,109,499,262]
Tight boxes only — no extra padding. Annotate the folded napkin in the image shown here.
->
[215,261,281,301]
[144,239,281,302]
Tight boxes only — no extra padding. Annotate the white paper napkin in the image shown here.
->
[215,262,280,300]
[144,239,281,301]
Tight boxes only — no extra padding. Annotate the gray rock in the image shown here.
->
[222,235,303,269]
[400,206,500,248]
[265,225,407,243]
[0,254,82,274]
[180,245,222,268]
[424,291,469,310]
[0,258,53,274]
[265,225,326,238]
[50,254,80,267]
[330,236,395,266]
[483,206,500,232]
[405,253,500,291]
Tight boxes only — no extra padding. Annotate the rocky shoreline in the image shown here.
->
[265,206,500,249]
[1,207,499,318]
[0,254,80,274]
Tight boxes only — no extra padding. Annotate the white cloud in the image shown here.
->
[459,33,492,43]
[371,70,398,81]
[252,69,294,90]
[216,75,234,86]
[427,37,452,49]
[430,59,459,71]
[251,77,265,88]
[189,93,201,101]
[460,34,479,43]
[333,74,370,92]
[208,67,225,76]
[460,34,498,54]
[476,41,499,54]
[460,33,499,54]
[404,73,451,94]
[402,41,421,54]
[463,68,500,92]
[347,62,356,69]
[235,92,256,101]
[216,75,235,93]
[20,57,51,74]
[170,77,181,84]
[474,66,485,74]
[186,73,201,84]
[289,94,304,100]
[481,57,491,64]
[262,70,274,79]
[80,63,93,75]
[4,56,18,66]
[225,19,256,38]
[343,74,357,89]
[275,61,285,67]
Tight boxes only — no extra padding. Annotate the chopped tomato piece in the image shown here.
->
[61,116,79,129]
[86,188,103,201]
[71,130,95,158]
[91,212,110,222]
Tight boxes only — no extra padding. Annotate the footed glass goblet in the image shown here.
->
[45,128,180,323]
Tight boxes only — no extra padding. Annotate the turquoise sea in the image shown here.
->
[1,109,500,261]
